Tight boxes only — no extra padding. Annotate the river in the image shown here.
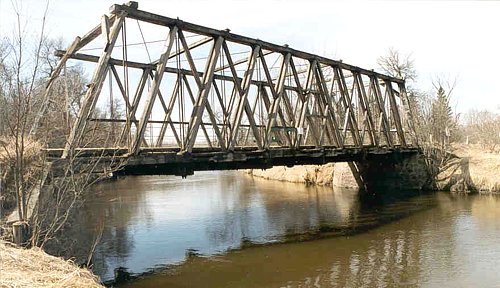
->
[79,171,500,287]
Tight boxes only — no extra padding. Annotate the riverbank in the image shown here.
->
[0,240,103,288]
[245,163,335,186]
[247,145,500,193]
[246,163,358,188]
[453,144,500,193]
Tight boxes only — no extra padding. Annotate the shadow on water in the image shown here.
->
[78,172,439,287]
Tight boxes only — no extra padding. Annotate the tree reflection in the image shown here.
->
[80,176,154,279]
[71,172,444,284]
[130,192,487,288]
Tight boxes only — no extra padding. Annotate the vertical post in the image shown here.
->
[13,221,29,246]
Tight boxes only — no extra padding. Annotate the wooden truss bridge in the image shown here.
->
[41,2,420,177]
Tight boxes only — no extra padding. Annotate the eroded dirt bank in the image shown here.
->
[246,162,358,188]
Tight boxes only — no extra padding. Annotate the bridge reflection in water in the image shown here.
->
[75,172,500,288]
[74,171,442,284]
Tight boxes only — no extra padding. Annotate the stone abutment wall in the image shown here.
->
[356,151,433,192]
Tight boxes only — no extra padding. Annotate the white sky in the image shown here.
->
[1,0,499,114]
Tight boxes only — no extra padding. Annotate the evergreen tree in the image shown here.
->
[430,86,455,148]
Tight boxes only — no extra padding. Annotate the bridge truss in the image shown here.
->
[44,2,418,159]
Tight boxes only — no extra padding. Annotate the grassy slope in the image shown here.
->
[0,241,103,288]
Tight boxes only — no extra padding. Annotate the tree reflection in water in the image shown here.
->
[128,192,500,288]
[77,171,437,283]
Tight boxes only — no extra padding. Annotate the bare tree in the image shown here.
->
[0,40,10,135]
[0,1,123,254]
[377,48,417,82]
[377,48,427,142]
[0,1,51,224]
[463,109,500,152]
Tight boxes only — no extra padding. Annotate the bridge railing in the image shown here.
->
[40,2,418,158]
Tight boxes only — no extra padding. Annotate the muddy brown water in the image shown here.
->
[79,171,500,287]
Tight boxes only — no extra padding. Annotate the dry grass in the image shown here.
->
[0,240,103,288]
[453,144,500,192]
[0,137,42,165]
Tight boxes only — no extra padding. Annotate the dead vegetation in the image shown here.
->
[0,240,103,288]
[453,144,500,193]
[0,137,45,219]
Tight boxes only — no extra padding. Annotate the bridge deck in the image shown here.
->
[45,146,420,177]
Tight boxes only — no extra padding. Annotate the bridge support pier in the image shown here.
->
[355,151,432,192]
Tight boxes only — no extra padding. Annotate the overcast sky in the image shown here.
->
[1,0,499,114]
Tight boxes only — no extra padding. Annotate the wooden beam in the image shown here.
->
[221,42,244,96]
[334,67,362,146]
[167,36,212,60]
[62,15,126,159]
[398,83,419,146]
[182,74,223,149]
[110,4,403,84]
[119,68,149,146]
[75,14,116,51]
[178,31,225,148]
[372,77,393,147]
[259,86,292,146]
[264,53,290,148]
[131,26,178,155]
[156,80,180,147]
[183,77,214,148]
[291,58,320,147]
[228,46,263,150]
[54,50,304,93]
[215,50,272,72]
[385,80,406,146]
[177,30,203,89]
[316,63,342,147]
[347,162,366,191]
[355,73,378,146]
[109,65,133,112]
[184,36,224,153]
